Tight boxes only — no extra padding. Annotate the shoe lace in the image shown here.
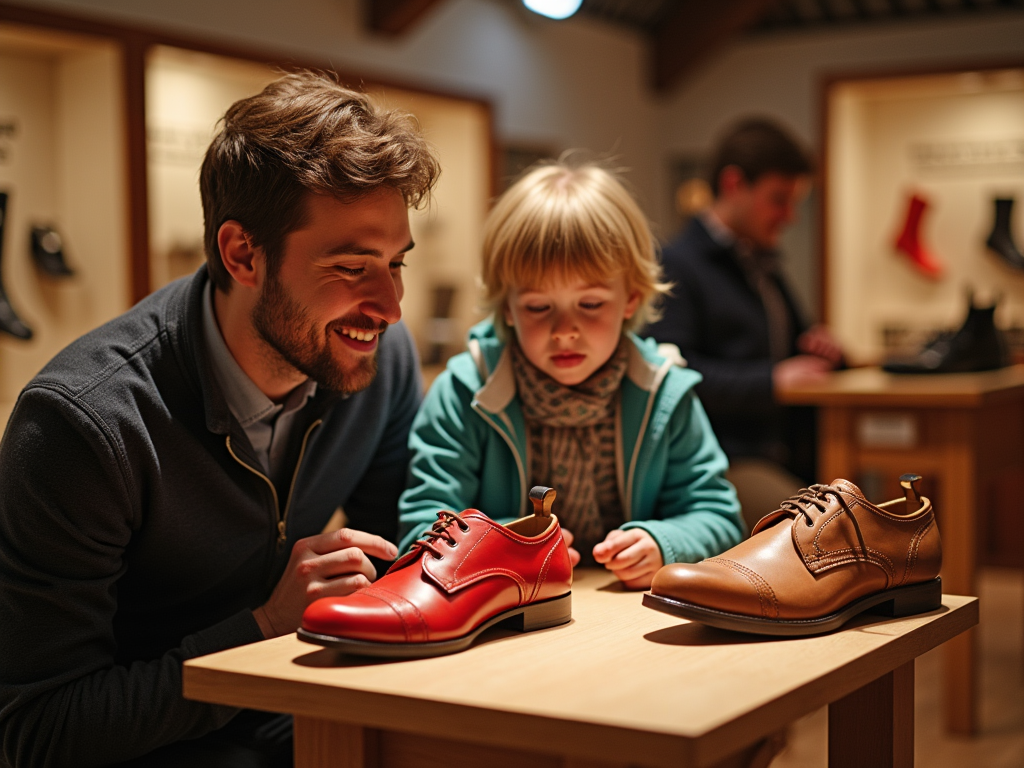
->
[780,484,869,557]
[412,510,470,560]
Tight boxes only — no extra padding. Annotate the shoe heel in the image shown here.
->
[508,593,572,632]
[872,578,942,618]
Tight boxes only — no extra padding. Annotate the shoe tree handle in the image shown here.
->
[529,486,557,518]
[900,473,923,514]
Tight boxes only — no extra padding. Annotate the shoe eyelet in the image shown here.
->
[432,553,444,561]
[446,539,458,548]
[458,523,470,533]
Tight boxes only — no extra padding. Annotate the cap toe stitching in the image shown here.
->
[360,586,424,642]
[706,558,779,619]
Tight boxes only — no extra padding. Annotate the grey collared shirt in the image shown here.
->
[202,282,317,482]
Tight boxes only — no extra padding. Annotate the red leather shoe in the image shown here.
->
[298,486,573,657]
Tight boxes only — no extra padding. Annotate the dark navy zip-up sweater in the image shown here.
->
[0,267,421,767]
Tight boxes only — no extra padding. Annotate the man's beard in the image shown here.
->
[251,270,385,395]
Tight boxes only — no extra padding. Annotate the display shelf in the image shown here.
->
[825,67,1024,364]
[0,23,129,429]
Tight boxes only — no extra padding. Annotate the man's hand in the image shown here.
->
[253,528,398,638]
[592,529,663,589]
[772,354,832,391]
[797,325,843,367]
[561,527,582,567]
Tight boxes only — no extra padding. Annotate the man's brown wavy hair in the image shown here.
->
[200,71,440,292]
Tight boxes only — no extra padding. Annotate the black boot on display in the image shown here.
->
[0,192,33,341]
[31,225,74,277]
[883,292,1008,374]
[986,198,1024,271]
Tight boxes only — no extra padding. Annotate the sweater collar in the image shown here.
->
[168,266,335,437]
[164,265,233,435]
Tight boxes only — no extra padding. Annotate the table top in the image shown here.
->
[184,570,977,768]
[776,364,1024,408]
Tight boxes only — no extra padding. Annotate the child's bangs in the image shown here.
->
[493,189,633,291]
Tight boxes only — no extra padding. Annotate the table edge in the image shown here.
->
[183,596,978,768]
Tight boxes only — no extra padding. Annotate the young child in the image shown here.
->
[398,160,743,588]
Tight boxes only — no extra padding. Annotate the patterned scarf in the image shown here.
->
[510,337,629,561]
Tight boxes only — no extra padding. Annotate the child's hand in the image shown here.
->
[561,528,582,567]
[593,529,663,589]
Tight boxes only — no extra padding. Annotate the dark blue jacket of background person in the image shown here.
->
[645,215,817,483]
[0,266,421,767]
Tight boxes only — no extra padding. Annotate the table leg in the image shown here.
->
[827,661,914,768]
[940,411,978,734]
[294,717,377,768]
[818,408,854,483]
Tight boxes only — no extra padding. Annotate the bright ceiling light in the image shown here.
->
[523,0,583,20]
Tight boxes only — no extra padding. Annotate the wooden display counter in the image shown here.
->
[777,364,1024,735]
[184,568,976,768]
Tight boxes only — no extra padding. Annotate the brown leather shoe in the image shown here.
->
[643,474,942,635]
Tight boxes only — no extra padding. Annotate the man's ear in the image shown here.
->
[622,290,642,321]
[217,221,262,290]
[717,165,747,198]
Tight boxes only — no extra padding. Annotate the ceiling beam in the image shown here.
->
[652,0,782,92]
[366,0,446,36]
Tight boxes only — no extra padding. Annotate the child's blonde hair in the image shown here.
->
[481,159,669,336]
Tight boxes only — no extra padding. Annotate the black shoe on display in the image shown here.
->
[883,293,1008,374]
[0,191,33,341]
[986,198,1024,272]
[31,225,74,277]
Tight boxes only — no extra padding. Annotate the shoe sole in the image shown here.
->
[642,577,942,637]
[296,592,572,658]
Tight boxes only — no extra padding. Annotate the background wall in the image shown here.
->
[5,0,1024,320]
[5,0,663,226]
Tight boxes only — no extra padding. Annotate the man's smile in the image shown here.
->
[340,327,379,342]
[335,325,383,352]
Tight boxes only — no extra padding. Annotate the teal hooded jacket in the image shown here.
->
[398,320,744,563]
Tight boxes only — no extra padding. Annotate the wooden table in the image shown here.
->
[184,569,977,768]
[776,364,1024,735]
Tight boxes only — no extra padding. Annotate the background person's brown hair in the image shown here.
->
[708,118,814,196]
[200,70,440,292]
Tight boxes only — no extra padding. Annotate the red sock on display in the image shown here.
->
[894,192,944,279]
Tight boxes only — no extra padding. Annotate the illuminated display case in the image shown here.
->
[824,67,1024,365]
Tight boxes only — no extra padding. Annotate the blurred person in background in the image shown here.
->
[647,119,844,529]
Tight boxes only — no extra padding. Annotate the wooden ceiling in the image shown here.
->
[366,0,1024,91]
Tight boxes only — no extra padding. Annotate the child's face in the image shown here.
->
[504,272,640,387]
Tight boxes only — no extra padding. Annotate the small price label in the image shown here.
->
[857,413,918,449]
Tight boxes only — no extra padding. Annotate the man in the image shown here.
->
[647,118,843,527]
[0,72,439,767]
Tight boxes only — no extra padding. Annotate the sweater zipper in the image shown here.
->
[279,420,322,546]
[225,418,322,548]
[623,360,673,521]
